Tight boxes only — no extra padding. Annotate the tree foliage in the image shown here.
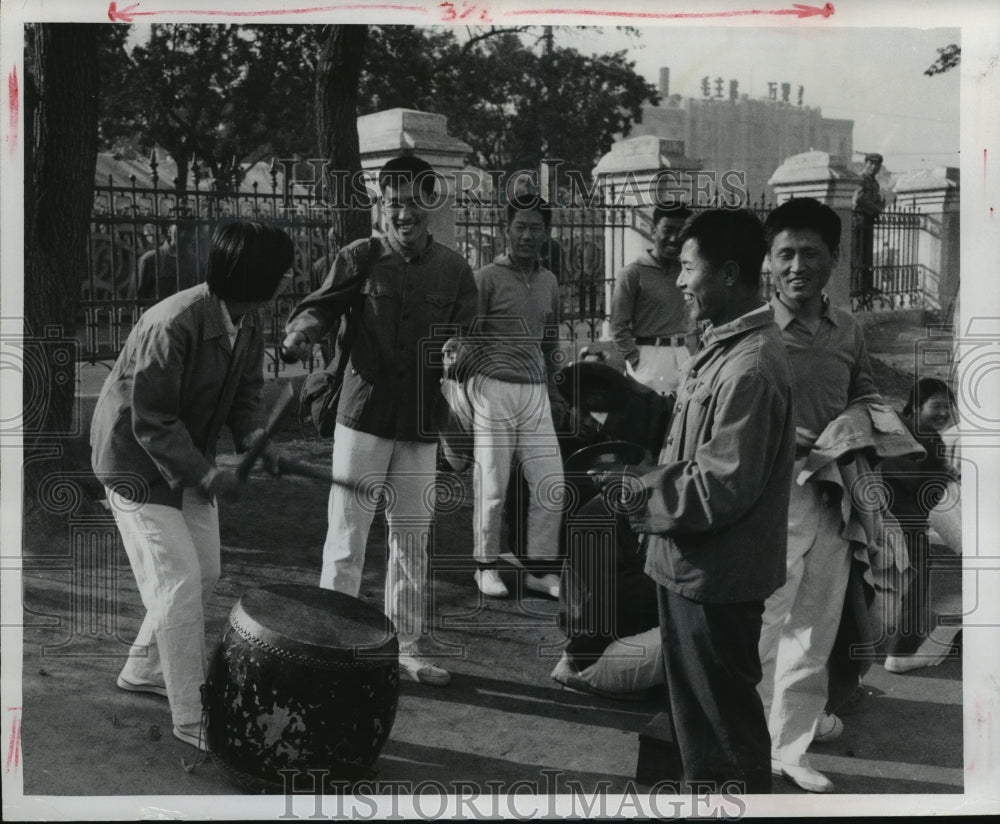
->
[360,26,659,177]
[99,24,319,189]
[98,24,657,187]
[924,44,960,76]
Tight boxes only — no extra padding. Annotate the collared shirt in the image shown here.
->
[468,253,560,385]
[91,283,264,506]
[770,294,878,436]
[633,304,795,603]
[285,235,477,442]
[609,250,692,362]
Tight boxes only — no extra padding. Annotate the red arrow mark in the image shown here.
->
[506,3,834,20]
[108,0,428,22]
[7,65,17,160]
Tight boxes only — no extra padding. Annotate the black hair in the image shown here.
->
[903,377,956,418]
[676,208,766,290]
[763,197,842,253]
[378,154,437,199]
[506,194,553,231]
[205,221,294,302]
[651,203,693,228]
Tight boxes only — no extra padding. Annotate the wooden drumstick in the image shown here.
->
[236,383,294,483]
[274,456,378,498]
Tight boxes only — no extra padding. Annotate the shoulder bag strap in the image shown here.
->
[328,235,377,380]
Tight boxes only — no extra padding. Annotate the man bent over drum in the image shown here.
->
[91,222,294,749]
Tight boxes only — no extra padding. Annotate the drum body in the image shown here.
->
[204,584,399,792]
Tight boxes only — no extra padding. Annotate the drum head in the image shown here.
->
[555,360,632,412]
[564,440,646,475]
[231,584,398,665]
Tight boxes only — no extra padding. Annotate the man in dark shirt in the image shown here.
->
[596,209,795,792]
[282,155,477,687]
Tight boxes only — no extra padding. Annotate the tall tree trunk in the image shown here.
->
[23,24,99,506]
[315,25,370,245]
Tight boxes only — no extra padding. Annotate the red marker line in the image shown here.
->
[506,3,834,20]
[5,716,20,774]
[7,66,17,160]
[108,1,428,22]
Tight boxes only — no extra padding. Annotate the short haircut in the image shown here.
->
[378,154,436,198]
[506,194,552,231]
[865,152,884,164]
[676,208,766,290]
[652,203,693,228]
[903,377,956,418]
[206,221,294,302]
[763,197,841,254]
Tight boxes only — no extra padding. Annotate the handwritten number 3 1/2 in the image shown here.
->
[439,2,492,22]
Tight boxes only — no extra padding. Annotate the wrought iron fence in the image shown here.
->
[83,170,782,364]
[850,205,929,311]
[85,169,340,370]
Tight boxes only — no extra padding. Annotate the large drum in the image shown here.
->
[203,584,399,792]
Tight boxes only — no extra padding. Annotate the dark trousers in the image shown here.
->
[656,587,771,793]
[886,529,931,657]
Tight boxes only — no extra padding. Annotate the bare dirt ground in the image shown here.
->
[8,345,970,818]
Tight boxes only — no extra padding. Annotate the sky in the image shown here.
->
[556,25,960,174]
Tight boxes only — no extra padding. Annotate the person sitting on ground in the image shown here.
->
[880,377,960,673]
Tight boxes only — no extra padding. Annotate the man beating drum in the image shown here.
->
[91,222,296,749]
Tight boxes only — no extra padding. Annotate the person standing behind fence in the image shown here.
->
[281,154,477,687]
[91,221,294,750]
[852,153,885,296]
[132,224,197,301]
[609,204,694,396]
[462,195,567,600]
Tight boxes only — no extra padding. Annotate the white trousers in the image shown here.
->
[576,628,664,694]
[468,375,564,565]
[109,487,220,726]
[758,459,852,766]
[626,344,687,396]
[321,424,437,653]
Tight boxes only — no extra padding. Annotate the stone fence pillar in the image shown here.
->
[892,167,960,317]
[357,109,473,251]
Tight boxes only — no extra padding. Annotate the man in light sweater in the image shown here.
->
[465,195,566,600]
[609,204,695,396]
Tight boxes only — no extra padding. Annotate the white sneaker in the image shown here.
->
[771,758,834,793]
[813,712,843,743]
[474,568,509,598]
[525,572,560,599]
[398,652,451,687]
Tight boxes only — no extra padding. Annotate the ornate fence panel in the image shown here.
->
[86,169,339,370]
[850,205,929,311]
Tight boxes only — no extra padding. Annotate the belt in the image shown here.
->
[635,335,687,347]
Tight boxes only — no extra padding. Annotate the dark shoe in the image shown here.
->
[173,722,207,751]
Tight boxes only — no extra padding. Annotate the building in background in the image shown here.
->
[631,67,854,201]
